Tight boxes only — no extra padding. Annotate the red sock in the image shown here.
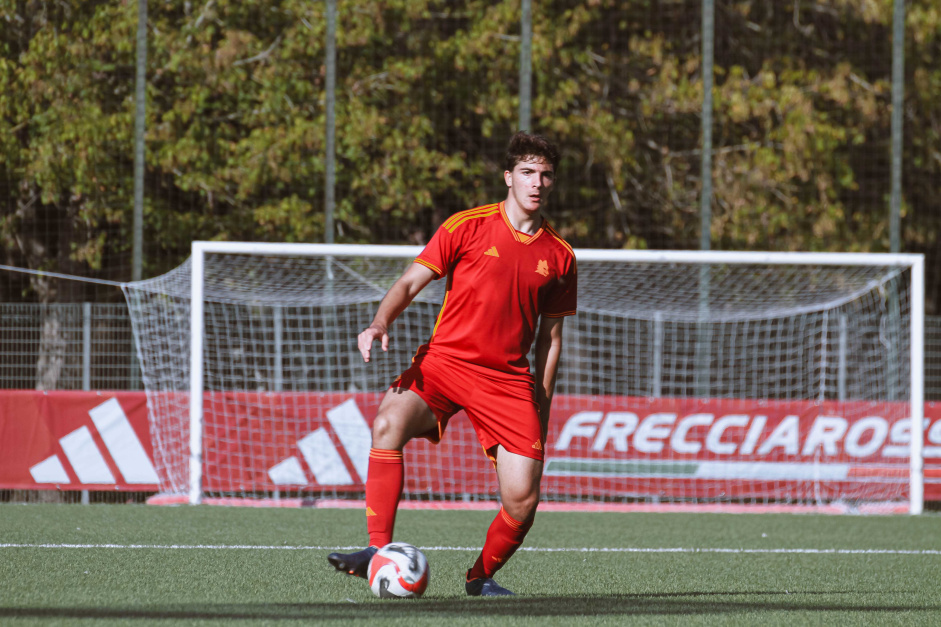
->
[365,448,404,548]
[467,507,533,580]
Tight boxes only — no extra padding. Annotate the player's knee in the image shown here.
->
[371,412,410,449]
[502,486,540,521]
[371,413,394,442]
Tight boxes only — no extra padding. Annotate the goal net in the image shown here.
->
[123,243,926,513]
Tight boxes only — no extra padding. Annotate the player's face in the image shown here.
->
[504,158,555,214]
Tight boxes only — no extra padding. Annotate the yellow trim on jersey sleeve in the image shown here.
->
[445,206,500,233]
[442,204,498,230]
[414,258,443,276]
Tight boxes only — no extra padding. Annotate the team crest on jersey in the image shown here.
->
[535,260,549,277]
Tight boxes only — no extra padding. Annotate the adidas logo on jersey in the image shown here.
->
[485,246,499,257]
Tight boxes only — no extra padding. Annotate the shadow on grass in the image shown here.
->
[2,591,938,621]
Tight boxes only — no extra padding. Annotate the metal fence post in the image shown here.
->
[82,302,91,505]
[890,0,905,254]
[325,0,336,245]
[82,302,92,392]
[519,0,532,132]
[695,0,715,397]
[132,0,147,282]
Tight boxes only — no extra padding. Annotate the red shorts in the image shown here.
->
[390,351,545,462]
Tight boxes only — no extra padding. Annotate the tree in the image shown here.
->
[0,0,138,387]
[1,0,939,330]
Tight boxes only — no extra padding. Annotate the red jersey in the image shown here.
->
[413,201,577,376]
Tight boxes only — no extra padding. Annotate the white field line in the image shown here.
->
[0,543,939,556]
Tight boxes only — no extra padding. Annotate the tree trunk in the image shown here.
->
[15,179,70,390]
[35,306,67,390]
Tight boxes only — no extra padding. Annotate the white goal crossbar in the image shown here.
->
[185,242,925,513]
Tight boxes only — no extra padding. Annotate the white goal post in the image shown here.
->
[186,243,426,505]
[124,242,925,513]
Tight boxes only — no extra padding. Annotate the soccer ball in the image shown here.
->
[367,542,430,599]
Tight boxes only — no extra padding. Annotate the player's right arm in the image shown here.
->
[358,262,437,362]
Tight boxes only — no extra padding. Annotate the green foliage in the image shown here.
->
[1,0,939,303]
[0,0,136,294]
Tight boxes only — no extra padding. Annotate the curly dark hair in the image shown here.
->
[504,131,560,173]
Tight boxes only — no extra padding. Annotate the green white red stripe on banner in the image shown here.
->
[544,458,910,482]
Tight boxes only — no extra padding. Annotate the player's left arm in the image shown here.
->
[534,315,565,441]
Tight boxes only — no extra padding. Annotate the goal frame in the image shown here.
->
[187,241,925,513]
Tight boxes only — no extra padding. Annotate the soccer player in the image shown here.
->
[328,131,577,597]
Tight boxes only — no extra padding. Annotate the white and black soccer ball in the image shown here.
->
[367,542,430,599]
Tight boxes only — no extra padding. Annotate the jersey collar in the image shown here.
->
[499,201,545,245]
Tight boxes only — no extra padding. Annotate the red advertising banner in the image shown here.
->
[0,391,158,491]
[544,397,941,502]
[2,391,940,501]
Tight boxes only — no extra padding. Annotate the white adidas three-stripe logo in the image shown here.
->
[29,398,159,485]
[267,398,371,487]
[27,397,373,487]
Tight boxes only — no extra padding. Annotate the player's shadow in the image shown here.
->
[2,591,938,621]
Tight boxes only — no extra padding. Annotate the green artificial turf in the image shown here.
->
[1,504,940,625]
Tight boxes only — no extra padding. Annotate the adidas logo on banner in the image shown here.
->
[267,398,371,487]
[29,398,159,485]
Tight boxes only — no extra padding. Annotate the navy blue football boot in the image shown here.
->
[465,570,516,596]
[327,546,378,579]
